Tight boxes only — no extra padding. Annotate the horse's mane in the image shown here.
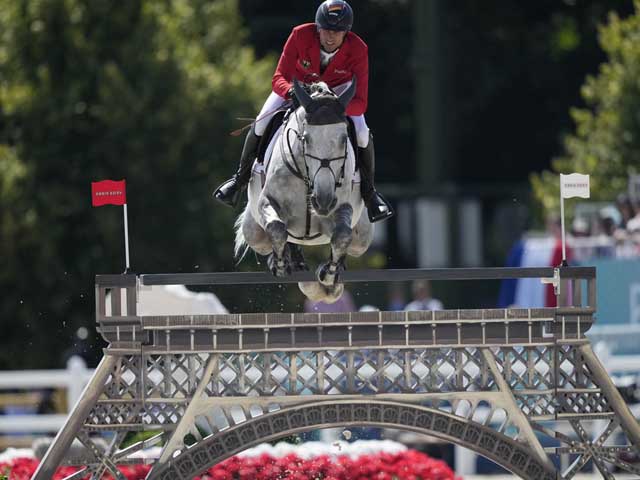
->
[308,82,336,99]
[303,82,344,125]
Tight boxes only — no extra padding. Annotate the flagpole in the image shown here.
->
[560,193,567,266]
[123,203,130,272]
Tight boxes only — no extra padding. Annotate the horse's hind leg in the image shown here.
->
[242,210,272,256]
[288,243,309,272]
[317,203,353,287]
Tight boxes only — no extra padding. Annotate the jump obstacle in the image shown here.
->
[32,266,640,479]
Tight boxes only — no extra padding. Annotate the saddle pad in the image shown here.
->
[253,124,284,176]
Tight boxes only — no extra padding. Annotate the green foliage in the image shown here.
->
[532,0,640,212]
[0,0,274,368]
[120,430,163,449]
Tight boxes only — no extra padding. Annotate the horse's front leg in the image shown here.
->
[317,203,353,287]
[260,197,291,277]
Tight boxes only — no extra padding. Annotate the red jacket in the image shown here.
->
[272,23,369,116]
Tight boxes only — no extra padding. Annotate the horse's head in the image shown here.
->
[292,79,356,216]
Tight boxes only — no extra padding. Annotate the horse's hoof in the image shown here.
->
[274,266,289,278]
[333,268,342,284]
[291,260,309,272]
[271,268,288,278]
[316,263,335,287]
[268,254,290,277]
[317,260,344,287]
[298,282,327,302]
[322,282,344,304]
[298,281,344,303]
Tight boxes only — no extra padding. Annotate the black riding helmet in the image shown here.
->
[315,0,353,32]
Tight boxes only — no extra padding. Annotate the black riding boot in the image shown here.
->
[213,126,261,207]
[358,134,394,223]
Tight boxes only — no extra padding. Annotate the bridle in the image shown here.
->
[281,108,348,196]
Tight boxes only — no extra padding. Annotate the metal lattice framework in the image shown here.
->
[32,267,640,480]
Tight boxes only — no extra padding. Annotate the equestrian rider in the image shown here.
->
[213,0,394,223]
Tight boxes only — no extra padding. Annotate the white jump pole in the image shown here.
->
[123,203,130,272]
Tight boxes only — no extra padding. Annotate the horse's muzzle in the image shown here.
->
[311,194,337,216]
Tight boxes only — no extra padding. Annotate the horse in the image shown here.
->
[234,79,374,303]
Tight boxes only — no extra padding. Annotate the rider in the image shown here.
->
[213,0,394,223]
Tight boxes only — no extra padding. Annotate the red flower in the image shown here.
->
[0,448,459,480]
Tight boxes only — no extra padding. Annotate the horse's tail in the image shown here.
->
[233,206,250,264]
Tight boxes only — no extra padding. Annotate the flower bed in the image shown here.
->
[0,441,459,480]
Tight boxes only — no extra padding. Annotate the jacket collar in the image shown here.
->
[308,30,350,77]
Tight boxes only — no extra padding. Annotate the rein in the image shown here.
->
[277,109,349,240]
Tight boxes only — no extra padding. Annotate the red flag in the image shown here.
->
[92,179,126,206]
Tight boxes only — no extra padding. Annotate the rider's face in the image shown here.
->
[318,28,347,53]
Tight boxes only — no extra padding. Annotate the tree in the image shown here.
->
[0,0,274,368]
[532,0,640,212]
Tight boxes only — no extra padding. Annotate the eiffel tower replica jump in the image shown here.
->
[32,266,640,480]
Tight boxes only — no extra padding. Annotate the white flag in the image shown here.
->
[560,173,590,199]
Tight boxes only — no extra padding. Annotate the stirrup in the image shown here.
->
[366,192,394,223]
[213,177,243,207]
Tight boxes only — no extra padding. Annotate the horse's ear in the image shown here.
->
[293,78,313,111]
[338,77,357,109]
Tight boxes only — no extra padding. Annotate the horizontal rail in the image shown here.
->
[99,308,593,351]
[130,266,595,287]
[0,370,87,389]
[138,308,560,328]
[0,414,69,433]
[95,274,136,286]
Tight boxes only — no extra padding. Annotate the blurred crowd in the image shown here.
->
[570,193,640,261]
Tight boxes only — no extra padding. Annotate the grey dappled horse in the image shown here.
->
[234,80,373,303]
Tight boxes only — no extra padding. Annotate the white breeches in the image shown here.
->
[349,115,370,148]
[254,89,370,148]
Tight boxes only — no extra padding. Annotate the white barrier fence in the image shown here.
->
[0,356,93,434]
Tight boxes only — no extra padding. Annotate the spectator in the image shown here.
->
[627,198,640,233]
[571,216,590,237]
[359,304,379,312]
[404,280,443,311]
[616,193,635,229]
[599,206,621,237]
[387,283,406,311]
